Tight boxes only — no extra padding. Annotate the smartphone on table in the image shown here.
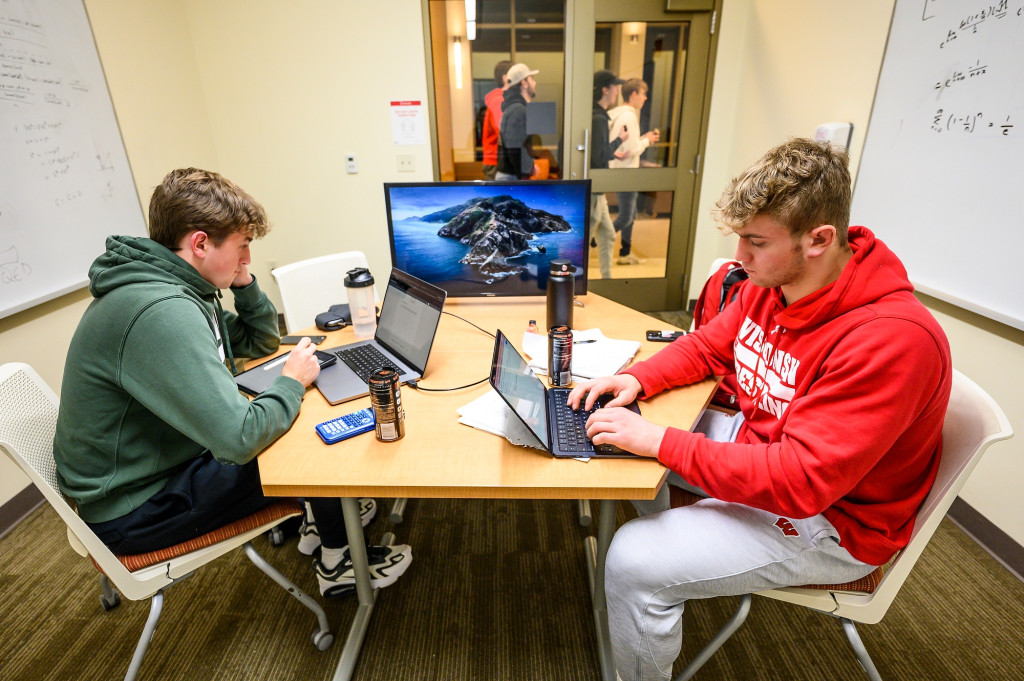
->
[646,330,686,342]
[314,350,337,369]
[281,334,327,344]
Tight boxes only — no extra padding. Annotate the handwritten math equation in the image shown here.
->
[936,0,1022,49]
[931,109,1014,135]
[933,60,987,91]
[0,245,32,286]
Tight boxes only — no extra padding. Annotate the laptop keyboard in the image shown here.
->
[551,393,600,453]
[334,345,406,383]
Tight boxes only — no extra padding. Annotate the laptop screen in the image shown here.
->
[375,269,446,371]
[490,331,549,447]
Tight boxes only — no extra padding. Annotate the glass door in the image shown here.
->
[423,0,719,310]
[566,0,716,310]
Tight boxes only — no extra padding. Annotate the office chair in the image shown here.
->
[271,252,409,524]
[271,251,380,335]
[0,363,333,681]
[673,369,1013,681]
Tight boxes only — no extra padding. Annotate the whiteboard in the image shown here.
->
[851,0,1024,331]
[0,0,145,319]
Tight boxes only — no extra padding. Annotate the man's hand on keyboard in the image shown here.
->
[567,374,642,411]
[584,406,664,459]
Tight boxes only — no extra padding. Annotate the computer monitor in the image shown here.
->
[384,180,591,298]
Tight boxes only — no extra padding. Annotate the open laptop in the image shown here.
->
[313,268,447,404]
[489,330,641,459]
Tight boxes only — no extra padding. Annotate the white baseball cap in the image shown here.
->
[506,63,539,86]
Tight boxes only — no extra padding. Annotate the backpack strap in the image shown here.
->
[719,265,749,311]
[694,260,747,330]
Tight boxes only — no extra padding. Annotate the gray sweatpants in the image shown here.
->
[605,410,877,681]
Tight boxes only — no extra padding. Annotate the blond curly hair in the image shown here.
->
[713,138,851,246]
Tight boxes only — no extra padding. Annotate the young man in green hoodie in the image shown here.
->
[54,168,411,596]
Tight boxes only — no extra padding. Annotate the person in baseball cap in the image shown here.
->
[593,69,625,96]
[590,69,629,277]
[506,62,539,86]
[496,63,541,179]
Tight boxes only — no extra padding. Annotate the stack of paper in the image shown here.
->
[456,390,545,451]
[522,328,640,380]
[456,390,592,462]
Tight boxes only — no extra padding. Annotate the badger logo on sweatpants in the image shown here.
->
[774,517,799,537]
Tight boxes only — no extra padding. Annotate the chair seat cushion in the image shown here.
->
[800,566,884,593]
[93,499,302,573]
[667,486,884,593]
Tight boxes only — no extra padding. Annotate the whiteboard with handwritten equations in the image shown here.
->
[851,0,1024,330]
[0,0,145,319]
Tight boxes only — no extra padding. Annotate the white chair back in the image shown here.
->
[271,251,379,333]
[835,369,1014,621]
[0,363,141,588]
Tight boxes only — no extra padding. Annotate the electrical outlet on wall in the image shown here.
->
[397,155,415,172]
[346,155,358,173]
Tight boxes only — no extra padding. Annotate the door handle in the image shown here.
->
[577,129,590,180]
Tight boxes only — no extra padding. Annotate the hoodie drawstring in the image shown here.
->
[213,293,238,374]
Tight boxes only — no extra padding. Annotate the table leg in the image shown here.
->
[584,499,618,681]
[331,497,395,681]
[577,498,593,527]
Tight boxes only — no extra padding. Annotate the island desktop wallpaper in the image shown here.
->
[384,181,590,297]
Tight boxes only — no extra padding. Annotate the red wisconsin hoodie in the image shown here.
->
[624,227,952,566]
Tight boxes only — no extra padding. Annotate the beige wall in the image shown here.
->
[178,0,433,292]
[3,0,1022,549]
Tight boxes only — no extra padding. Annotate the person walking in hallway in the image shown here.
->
[608,78,661,265]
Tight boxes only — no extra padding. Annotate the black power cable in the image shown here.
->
[405,311,496,392]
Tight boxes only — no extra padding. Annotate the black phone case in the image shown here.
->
[281,335,327,344]
[647,330,685,342]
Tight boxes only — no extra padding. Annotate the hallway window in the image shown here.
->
[427,0,566,180]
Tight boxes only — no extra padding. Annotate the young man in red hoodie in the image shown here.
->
[568,138,952,681]
[481,60,511,180]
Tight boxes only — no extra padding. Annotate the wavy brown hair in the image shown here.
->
[148,168,269,248]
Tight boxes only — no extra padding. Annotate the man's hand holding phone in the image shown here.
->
[281,337,321,387]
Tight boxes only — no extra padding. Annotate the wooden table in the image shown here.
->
[257,294,717,681]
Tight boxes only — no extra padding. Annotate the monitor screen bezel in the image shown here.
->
[383,179,591,298]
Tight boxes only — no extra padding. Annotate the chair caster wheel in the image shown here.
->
[100,591,121,611]
[268,527,285,547]
[312,630,334,651]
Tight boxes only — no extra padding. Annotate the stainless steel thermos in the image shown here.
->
[546,259,575,332]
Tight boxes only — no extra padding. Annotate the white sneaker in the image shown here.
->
[314,544,413,597]
[297,498,377,555]
[616,254,645,265]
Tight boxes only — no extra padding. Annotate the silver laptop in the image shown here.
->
[488,330,641,458]
[314,268,446,404]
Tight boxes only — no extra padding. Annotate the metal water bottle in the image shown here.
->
[546,259,575,332]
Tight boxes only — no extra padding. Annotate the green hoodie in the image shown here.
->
[53,235,305,523]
